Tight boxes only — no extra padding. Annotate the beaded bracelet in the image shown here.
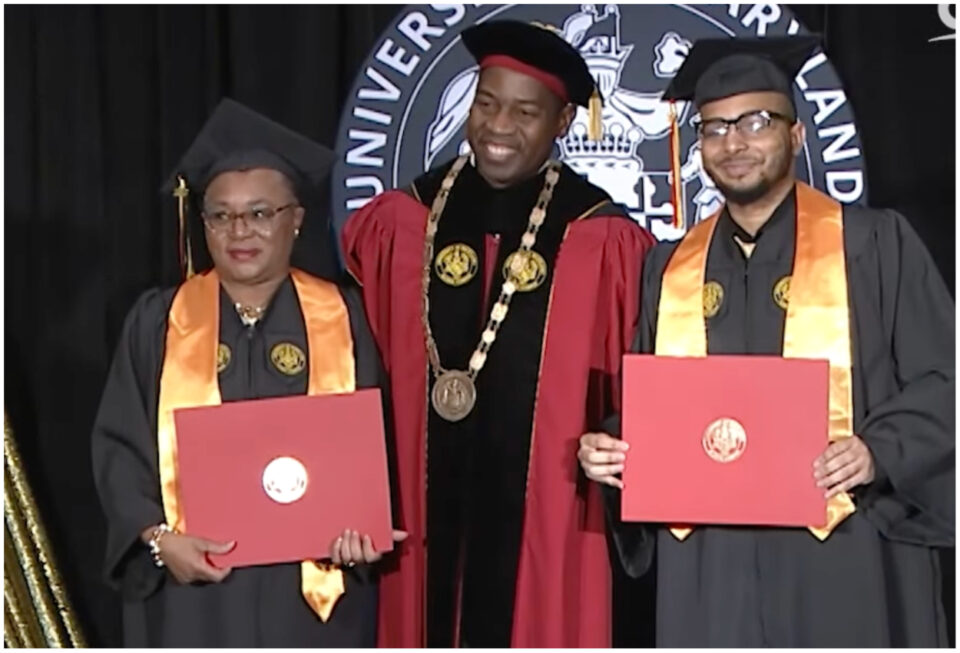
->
[148,523,175,568]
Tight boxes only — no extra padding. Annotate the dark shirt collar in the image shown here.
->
[719,186,796,244]
[714,186,794,261]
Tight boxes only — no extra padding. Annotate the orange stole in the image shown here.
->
[156,268,356,620]
[655,183,855,541]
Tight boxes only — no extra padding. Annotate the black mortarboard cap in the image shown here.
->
[162,98,335,278]
[460,19,598,109]
[163,98,335,198]
[662,36,822,108]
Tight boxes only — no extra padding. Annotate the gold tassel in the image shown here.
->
[668,102,685,231]
[588,88,603,142]
[173,176,195,279]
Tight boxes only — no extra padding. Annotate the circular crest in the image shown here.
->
[270,342,306,376]
[217,343,232,373]
[503,250,548,292]
[702,417,747,463]
[431,369,477,422]
[702,280,724,318]
[773,275,791,310]
[435,242,479,287]
[262,456,309,504]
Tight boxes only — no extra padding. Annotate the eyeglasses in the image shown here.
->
[201,203,298,235]
[694,110,794,140]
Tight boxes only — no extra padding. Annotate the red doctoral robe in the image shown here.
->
[342,161,654,647]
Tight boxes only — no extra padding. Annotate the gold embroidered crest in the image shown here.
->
[703,281,724,319]
[435,243,479,287]
[773,276,791,310]
[217,343,231,373]
[270,342,306,376]
[503,250,548,292]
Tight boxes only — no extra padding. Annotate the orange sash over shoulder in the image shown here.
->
[156,268,356,620]
[655,183,855,541]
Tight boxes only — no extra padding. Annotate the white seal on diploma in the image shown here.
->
[262,456,308,504]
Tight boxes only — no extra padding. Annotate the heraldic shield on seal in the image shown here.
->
[702,417,747,464]
[262,456,309,504]
[332,4,867,247]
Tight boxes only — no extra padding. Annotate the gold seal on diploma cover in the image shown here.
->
[702,417,747,463]
[503,250,548,292]
[262,456,309,504]
[217,343,231,373]
[431,370,477,422]
[702,281,724,318]
[435,243,479,287]
[271,342,306,375]
[773,275,791,310]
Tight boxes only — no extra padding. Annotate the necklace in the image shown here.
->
[234,302,265,327]
[421,155,562,422]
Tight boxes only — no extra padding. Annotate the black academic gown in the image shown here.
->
[91,276,384,647]
[607,188,955,646]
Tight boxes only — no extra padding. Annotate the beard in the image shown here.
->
[706,143,794,205]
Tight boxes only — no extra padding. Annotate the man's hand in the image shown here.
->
[813,435,875,499]
[578,432,629,489]
[330,529,409,567]
[151,531,235,584]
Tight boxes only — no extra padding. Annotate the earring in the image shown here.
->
[294,228,301,238]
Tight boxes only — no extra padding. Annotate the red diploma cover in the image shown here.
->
[621,355,827,527]
[174,389,393,567]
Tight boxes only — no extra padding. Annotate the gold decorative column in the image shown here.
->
[4,414,86,647]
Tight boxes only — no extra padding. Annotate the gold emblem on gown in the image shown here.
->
[773,275,791,310]
[270,342,306,376]
[435,243,479,287]
[702,281,724,318]
[217,343,231,373]
[503,250,548,292]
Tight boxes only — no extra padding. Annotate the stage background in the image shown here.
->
[4,4,955,646]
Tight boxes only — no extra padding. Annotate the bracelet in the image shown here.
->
[148,523,175,568]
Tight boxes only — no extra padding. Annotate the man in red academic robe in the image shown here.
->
[341,20,655,647]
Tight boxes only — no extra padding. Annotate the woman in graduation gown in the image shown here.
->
[90,99,391,647]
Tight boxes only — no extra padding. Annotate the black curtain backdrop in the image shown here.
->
[4,4,954,647]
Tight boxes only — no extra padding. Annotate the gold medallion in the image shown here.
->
[702,281,724,319]
[773,275,791,310]
[435,243,479,287]
[431,370,477,422]
[503,250,548,292]
[270,342,306,376]
[702,417,747,463]
[217,343,231,373]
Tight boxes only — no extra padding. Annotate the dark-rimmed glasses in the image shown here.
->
[694,110,795,140]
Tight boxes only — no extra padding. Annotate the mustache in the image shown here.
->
[715,155,763,165]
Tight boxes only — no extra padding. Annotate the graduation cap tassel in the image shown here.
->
[668,101,685,232]
[588,88,603,142]
[173,175,195,279]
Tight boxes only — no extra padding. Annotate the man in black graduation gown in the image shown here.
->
[579,36,954,646]
[342,20,655,647]
[90,99,389,646]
